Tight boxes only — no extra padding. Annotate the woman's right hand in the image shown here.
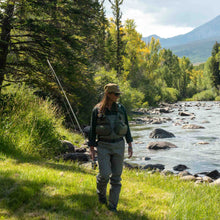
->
[90,146,95,161]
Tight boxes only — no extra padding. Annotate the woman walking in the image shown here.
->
[88,83,133,212]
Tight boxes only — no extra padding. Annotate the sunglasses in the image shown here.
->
[114,93,121,97]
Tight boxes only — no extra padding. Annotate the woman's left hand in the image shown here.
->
[128,143,133,158]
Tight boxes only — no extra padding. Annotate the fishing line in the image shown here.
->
[47,59,85,139]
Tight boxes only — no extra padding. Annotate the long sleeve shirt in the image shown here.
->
[88,102,133,147]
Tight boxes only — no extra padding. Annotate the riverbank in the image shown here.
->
[0,155,219,220]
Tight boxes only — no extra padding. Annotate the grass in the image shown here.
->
[0,84,83,160]
[0,156,219,220]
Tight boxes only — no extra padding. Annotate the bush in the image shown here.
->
[215,96,220,101]
[0,84,82,159]
[161,87,179,103]
[191,89,216,101]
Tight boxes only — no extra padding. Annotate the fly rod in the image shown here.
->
[47,59,85,139]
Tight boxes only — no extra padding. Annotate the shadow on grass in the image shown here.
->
[0,136,93,175]
[35,161,96,175]
[0,171,149,220]
[0,139,39,162]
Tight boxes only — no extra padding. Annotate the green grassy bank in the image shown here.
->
[0,157,219,220]
[0,84,219,219]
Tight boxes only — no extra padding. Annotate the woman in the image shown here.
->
[88,83,133,212]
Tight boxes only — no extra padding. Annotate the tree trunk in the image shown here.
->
[0,1,15,93]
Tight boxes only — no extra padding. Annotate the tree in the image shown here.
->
[210,41,220,90]
[0,0,104,123]
[0,0,15,91]
[109,0,124,76]
[123,19,146,87]
[160,49,180,89]
[178,56,193,98]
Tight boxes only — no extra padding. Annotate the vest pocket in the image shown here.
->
[114,122,128,136]
[96,125,112,136]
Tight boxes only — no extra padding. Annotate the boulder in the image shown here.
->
[124,162,139,169]
[210,178,220,186]
[179,112,193,116]
[149,128,175,138]
[182,124,205,129]
[142,164,165,171]
[196,142,209,145]
[201,120,210,124]
[173,164,189,171]
[158,108,172,113]
[61,140,75,153]
[178,171,192,177]
[206,170,220,180]
[75,147,87,153]
[180,175,196,181]
[142,157,151,161]
[161,170,174,176]
[63,153,89,162]
[147,141,177,150]
[202,176,213,183]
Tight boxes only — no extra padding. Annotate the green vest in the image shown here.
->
[95,104,128,140]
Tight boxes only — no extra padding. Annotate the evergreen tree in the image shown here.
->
[0,0,103,123]
[210,41,220,90]
[109,0,125,76]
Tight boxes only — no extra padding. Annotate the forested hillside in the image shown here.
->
[1,0,220,127]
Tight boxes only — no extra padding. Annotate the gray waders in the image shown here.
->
[96,114,125,209]
[97,139,125,209]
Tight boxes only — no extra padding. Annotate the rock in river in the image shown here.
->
[173,164,189,171]
[179,112,193,116]
[182,124,205,129]
[147,141,177,150]
[142,164,165,171]
[149,128,175,138]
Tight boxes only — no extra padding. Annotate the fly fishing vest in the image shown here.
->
[95,104,128,141]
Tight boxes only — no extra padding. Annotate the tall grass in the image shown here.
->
[0,84,82,160]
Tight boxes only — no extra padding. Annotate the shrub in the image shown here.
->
[161,87,179,103]
[215,96,220,101]
[191,89,215,101]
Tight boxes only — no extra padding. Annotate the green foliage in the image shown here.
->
[119,81,145,112]
[0,84,82,159]
[94,67,144,112]
[215,96,220,101]
[161,87,180,103]
[161,49,180,89]
[0,0,103,124]
[191,89,216,101]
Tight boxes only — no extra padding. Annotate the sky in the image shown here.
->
[104,0,220,38]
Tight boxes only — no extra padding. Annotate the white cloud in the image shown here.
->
[121,8,194,38]
[104,0,220,38]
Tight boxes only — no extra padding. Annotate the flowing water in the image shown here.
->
[126,101,220,174]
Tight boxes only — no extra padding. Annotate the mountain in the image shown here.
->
[143,15,220,64]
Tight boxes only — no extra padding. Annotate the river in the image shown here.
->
[126,101,220,174]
